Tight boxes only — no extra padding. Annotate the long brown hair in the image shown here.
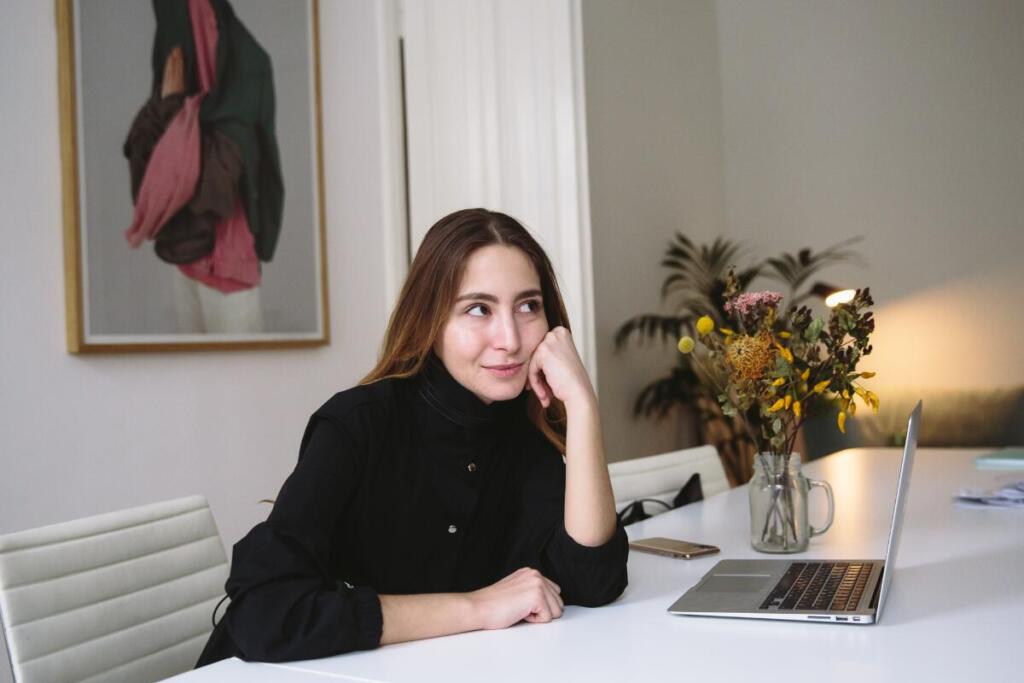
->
[362,208,569,451]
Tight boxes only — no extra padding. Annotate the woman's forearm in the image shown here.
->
[379,567,565,645]
[378,593,477,645]
[562,396,618,547]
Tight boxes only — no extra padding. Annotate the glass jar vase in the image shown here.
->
[749,452,834,553]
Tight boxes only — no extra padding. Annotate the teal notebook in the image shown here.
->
[975,448,1024,470]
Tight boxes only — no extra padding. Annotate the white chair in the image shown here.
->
[608,445,728,521]
[0,496,229,683]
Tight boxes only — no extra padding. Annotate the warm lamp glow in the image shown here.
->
[825,289,857,308]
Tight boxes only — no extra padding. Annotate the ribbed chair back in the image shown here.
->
[608,445,728,518]
[0,496,228,683]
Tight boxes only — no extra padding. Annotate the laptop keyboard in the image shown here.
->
[759,562,875,611]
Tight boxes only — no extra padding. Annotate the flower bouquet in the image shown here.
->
[678,271,878,551]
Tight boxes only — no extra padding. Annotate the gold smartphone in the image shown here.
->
[629,537,720,559]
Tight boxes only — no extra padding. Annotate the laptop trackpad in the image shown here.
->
[701,575,772,593]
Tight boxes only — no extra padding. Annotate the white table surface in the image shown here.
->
[182,448,1024,682]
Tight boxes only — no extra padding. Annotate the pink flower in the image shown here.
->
[724,291,784,317]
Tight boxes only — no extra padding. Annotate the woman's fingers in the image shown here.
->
[526,326,594,408]
[527,351,552,408]
[481,569,565,626]
[542,581,563,619]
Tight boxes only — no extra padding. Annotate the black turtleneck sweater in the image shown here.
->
[196,356,629,665]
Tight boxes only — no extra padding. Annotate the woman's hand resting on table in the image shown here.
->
[468,567,563,629]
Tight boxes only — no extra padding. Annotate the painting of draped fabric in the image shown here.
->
[58,0,327,351]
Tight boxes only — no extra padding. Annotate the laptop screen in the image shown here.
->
[874,400,922,621]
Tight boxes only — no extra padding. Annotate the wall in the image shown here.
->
[582,0,728,463]
[0,1,398,677]
[715,0,1024,392]
[585,0,1024,466]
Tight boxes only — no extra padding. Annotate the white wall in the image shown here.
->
[716,0,1024,391]
[582,0,728,463]
[0,1,398,676]
[585,0,1024,466]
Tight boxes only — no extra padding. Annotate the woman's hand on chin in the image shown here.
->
[526,326,596,410]
[468,567,563,629]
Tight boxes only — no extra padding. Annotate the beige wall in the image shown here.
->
[582,0,728,463]
[0,0,394,570]
[0,2,400,675]
[716,0,1024,392]
[584,0,1024,465]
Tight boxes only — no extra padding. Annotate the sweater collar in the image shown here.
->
[417,353,524,429]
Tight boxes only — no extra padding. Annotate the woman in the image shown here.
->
[197,209,628,665]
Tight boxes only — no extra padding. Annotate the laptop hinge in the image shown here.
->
[868,567,884,609]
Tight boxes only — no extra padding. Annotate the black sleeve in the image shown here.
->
[511,445,629,608]
[220,417,383,662]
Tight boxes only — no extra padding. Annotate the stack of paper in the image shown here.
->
[954,481,1024,508]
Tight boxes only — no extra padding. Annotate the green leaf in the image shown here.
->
[772,418,782,433]
[804,317,824,342]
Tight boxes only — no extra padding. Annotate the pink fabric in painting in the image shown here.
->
[125,0,260,293]
[179,199,260,293]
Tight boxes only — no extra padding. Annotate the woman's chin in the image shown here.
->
[480,378,527,403]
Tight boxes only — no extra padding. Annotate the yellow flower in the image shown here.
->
[860,371,876,379]
[837,411,847,433]
[842,389,850,399]
[696,316,715,335]
[677,336,695,354]
[793,400,802,418]
[772,377,786,387]
[801,368,810,381]
[778,331,792,339]
[774,342,793,364]
[784,394,793,410]
[848,401,857,416]
[855,386,867,398]
[720,327,735,336]
[768,398,785,412]
[813,379,831,394]
[867,391,880,414]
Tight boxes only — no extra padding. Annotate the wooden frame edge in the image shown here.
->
[312,0,330,348]
[57,0,84,354]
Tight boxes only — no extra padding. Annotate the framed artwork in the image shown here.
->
[58,0,328,352]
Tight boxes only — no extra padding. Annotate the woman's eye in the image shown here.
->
[467,304,489,317]
[518,299,542,314]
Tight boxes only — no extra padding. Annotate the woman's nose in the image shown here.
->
[492,312,521,353]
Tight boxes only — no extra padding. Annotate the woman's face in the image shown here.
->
[435,245,550,404]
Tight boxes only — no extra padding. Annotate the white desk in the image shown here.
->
[182,448,1024,682]
[161,658,370,681]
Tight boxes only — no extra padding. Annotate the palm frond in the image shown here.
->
[763,237,864,295]
[659,234,746,309]
[633,360,704,418]
[614,314,692,350]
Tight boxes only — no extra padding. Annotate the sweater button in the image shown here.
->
[467,462,477,473]
[448,524,458,534]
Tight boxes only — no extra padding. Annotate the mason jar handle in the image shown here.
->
[808,479,835,537]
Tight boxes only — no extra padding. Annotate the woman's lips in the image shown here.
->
[484,362,524,378]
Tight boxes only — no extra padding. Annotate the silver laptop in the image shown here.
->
[668,401,921,625]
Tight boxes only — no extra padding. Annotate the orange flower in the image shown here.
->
[726,332,776,381]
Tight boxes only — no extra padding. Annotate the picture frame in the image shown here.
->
[58,0,328,352]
